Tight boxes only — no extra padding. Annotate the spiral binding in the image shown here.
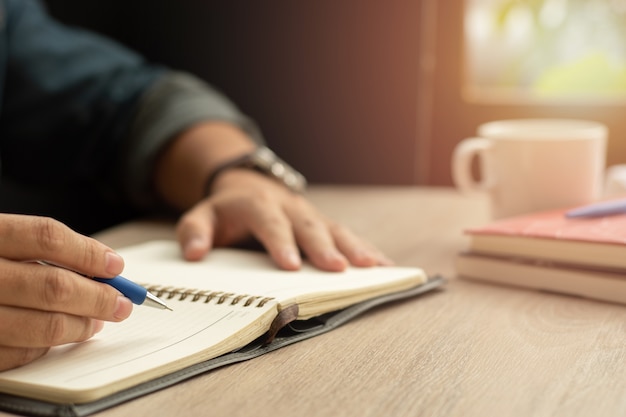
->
[141,284,275,307]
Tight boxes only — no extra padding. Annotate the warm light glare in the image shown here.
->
[464,0,626,102]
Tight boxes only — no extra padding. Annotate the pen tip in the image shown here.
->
[145,291,173,310]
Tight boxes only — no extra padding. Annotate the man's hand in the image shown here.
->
[175,169,393,271]
[155,121,392,271]
[0,214,132,371]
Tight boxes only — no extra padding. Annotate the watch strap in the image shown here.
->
[203,146,307,195]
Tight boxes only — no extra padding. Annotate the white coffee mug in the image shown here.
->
[452,119,608,219]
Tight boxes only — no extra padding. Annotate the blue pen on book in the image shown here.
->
[565,198,626,219]
[37,261,172,310]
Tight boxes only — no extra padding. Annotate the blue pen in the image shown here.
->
[565,198,626,218]
[93,276,172,310]
[37,261,172,310]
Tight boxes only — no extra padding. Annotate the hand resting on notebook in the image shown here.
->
[155,122,393,273]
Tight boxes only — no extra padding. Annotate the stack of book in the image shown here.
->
[455,205,626,304]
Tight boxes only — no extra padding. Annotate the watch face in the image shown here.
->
[253,147,307,192]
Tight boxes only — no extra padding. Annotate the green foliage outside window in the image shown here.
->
[464,0,626,99]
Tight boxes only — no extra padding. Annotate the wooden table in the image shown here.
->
[9,186,626,417]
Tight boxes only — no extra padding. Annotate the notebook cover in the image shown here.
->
[0,276,445,417]
[466,208,626,246]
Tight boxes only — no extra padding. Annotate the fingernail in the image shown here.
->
[324,250,348,271]
[352,249,377,265]
[114,296,133,320]
[281,248,301,269]
[352,249,394,267]
[326,249,346,261]
[105,251,124,276]
[183,236,209,260]
[93,320,105,335]
[185,236,207,251]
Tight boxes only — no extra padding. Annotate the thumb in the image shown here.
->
[175,203,216,261]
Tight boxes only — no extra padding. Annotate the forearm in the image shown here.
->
[120,71,264,212]
[153,121,257,211]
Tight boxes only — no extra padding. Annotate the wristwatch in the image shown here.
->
[204,146,307,194]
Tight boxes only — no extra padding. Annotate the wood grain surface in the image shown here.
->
[4,186,624,417]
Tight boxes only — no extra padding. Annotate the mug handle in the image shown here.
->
[451,137,493,194]
[604,164,626,198]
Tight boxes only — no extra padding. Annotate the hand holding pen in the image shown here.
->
[0,214,159,371]
[38,262,171,310]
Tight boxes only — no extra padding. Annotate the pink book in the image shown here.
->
[457,205,626,304]
[467,208,626,246]
[463,207,626,270]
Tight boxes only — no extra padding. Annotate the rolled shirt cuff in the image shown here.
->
[118,71,264,210]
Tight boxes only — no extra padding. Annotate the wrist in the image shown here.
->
[203,146,307,196]
[154,121,257,211]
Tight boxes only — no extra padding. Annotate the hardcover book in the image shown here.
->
[456,207,626,304]
[463,207,626,269]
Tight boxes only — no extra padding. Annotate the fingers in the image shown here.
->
[0,214,124,278]
[0,259,130,371]
[327,222,394,267]
[0,308,104,371]
[0,214,133,371]
[178,194,304,270]
[178,173,394,271]
[238,196,302,270]
[176,207,215,261]
[0,259,133,321]
[286,201,393,270]
[284,201,349,271]
[0,306,104,348]
[0,346,49,371]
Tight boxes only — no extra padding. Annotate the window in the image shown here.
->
[464,0,626,103]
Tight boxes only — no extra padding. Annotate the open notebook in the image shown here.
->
[0,240,443,417]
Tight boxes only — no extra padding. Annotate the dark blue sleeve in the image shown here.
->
[0,0,165,186]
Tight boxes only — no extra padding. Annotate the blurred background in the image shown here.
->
[45,0,626,186]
